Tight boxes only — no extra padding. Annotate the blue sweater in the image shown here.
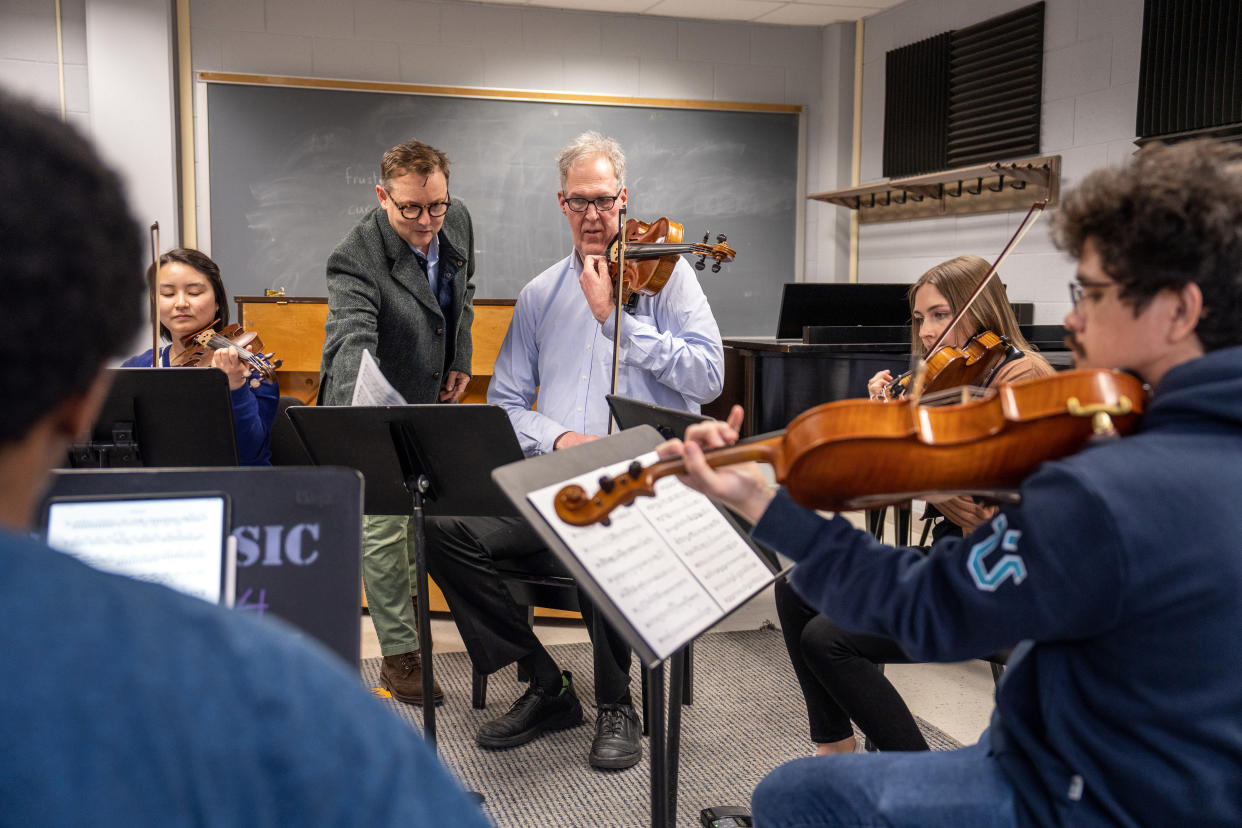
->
[0,529,489,826]
[123,347,278,465]
[753,346,1242,826]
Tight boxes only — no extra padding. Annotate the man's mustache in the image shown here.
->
[1063,331,1084,358]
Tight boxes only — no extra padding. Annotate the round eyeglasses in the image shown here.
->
[385,189,451,220]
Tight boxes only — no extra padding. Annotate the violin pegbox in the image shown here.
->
[695,232,735,273]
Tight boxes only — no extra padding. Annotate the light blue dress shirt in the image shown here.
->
[488,250,724,456]
[410,233,440,295]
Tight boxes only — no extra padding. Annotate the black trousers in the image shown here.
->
[424,515,633,705]
[773,577,929,751]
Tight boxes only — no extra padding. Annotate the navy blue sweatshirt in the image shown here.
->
[753,346,1242,826]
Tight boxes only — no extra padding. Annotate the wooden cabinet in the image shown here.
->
[233,296,578,619]
[234,296,516,405]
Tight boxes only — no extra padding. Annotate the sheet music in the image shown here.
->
[528,452,773,660]
[351,349,407,406]
[45,496,230,604]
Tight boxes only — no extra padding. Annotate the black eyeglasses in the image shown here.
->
[1068,279,1118,308]
[563,191,621,213]
[384,189,451,220]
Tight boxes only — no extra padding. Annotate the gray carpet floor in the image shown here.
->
[360,628,961,828]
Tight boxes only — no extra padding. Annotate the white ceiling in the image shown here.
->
[465,0,903,27]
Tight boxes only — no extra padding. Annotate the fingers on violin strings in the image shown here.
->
[656,437,684,459]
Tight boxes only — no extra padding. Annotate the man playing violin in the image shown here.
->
[424,131,724,770]
[664,139,1242,827]
[320,140,477,707]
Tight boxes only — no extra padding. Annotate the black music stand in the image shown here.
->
[492,426,782,828]
[286,404,525,748]
[606,394,710,440]
[66,367,239,468]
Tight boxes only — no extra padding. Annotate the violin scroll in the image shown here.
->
[693,233,734,273]
[555,460,655,527]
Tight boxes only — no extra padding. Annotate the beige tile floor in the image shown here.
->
[359,509,995,748]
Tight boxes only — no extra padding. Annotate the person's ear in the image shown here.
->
[49,368,114,442]
[1168,282,1204,344]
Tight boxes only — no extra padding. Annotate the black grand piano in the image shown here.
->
[704,283,1072,437]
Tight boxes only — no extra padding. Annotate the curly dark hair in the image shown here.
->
[1052,139,1242,351]
[0,93,144,444]
[150,248,230,342]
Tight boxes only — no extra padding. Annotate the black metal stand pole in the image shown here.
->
[648,660,667,828]
[409,475,436,748]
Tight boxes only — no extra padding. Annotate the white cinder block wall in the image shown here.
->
[0,0,90,132]
[856,0,1144,324]
[0,0,1148,328]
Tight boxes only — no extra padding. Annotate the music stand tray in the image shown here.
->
[606,394,709,441]
[67,367,239,468]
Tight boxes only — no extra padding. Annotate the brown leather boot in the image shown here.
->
[381,651,445,706]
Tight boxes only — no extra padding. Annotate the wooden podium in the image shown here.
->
[233,296,577,619]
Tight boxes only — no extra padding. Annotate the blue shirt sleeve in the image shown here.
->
[230,377,278,466]
[752,463,1126,662]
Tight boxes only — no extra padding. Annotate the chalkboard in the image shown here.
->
[204,79,800,336]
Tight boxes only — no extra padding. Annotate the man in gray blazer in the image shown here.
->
[319,140,476,706]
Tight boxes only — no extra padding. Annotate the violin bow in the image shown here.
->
[149,222,160,367]
[607,203,627,434]
[909,200,1046,402]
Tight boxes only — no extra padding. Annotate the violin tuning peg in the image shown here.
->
[695,259,706,271]
[716,234,726,243]
[702,232,709,244]
[628,460,643,479]
[712,262,722,273]
[599,475,615,494]
[600,517,611,527]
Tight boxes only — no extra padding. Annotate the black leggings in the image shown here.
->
[774,577,929,751]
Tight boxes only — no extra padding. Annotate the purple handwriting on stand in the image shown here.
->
[236,587,270,616]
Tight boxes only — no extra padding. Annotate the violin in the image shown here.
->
[886,330,1014,399]
[170,322,282,384]
[605,217,736,313]
[553,369,1146,526]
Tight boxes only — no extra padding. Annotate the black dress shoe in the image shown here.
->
[589,703,642,769]
[476,671,583,749]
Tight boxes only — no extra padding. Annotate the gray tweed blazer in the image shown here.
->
[318,201,476,406]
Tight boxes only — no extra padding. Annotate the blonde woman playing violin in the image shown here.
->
[765,256,1055,760]
[867,256,1053,536]
[122,248,278,465]
[867,255,1052,406]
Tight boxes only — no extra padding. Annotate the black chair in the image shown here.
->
[469,566,694,732]
[270,396,312,465]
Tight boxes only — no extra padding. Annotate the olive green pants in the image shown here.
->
[362,514,422,657]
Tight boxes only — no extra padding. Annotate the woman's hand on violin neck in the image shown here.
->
[867,369,893,401]
[211,346,251,391]
[580,254,616,323]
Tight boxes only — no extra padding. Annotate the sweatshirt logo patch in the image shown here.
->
[968,514,1027,591]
